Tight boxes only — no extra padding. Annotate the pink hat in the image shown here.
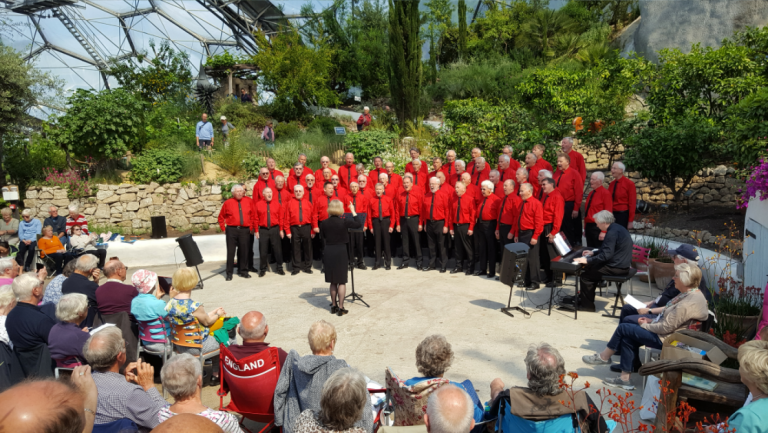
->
[132,269,158,294]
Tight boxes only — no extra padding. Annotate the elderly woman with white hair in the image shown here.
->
[157,354,243,432]
[274,320,372,433]
[0,285,17,348]
[15,209,41,272]
[729,340,768,431]
[65,203,89,235]
[48,293,91,367]
[0,208,19,246]
[583,263,709,390]
[69,224,107,268]
[217,184,257,280]
[294,368,370,433]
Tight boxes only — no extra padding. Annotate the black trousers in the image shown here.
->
[454,223,473,270]
[474,220,497,276]
[291,225,313,271]
[539,223,558,280]
[561,201,582,246]
[518,229,541,284]
[248,233,256,269]
[258,227,283,272]
[226,226,251,276]
[614,210,630,230]
[47,252,76,275]
[498,223,513,262]
[16,241,37,271]
[86,249,107,269]
[580,265,630,308]
[350,232,365,266]
[425,220,447,269]
[584,222,602,248]
[400,217,422,266]
[372,217,391,266]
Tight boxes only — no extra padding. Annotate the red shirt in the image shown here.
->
[428,169,442,181]
[450,194,476,231]
[535,158,553,173]
[499,167,516,183]
[584,186,613,224]
[405,160,428,175]
[367,195,397,229]
[568,150,587,183]
[469,158,490,179]
[421,190,451,225]
[440,182,454,197]
[410,171,428,193]
[314,194,337,223]
[553,167,583,206]
[255,199,283,229]
[514,197,543,238]
[476,194,501,221]
[441,162,457,186]
[345,192,370,229]
[360,187,375,200]
[541,189,565,233]
[497,193,522,229]
[314,168,337,183]
[396,188,424,220]
[252,179,275,202]
[305,185,322,205]
[368,167,386,187]
[273,188,292,208]
[287,174,307,192]
[609,176,637,223]
[289,167,312,183]
[470,165,490,187]
[332,187,348,201]
[526,165,541,185]
[387,173,403,192]
[338,164,358,190]
[218,197,257,231]
[268,169,284,182]
[282,197,315,234]
[493,182,505,199]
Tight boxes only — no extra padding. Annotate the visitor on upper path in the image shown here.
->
[196,113,214,151]
[220,116,235,143]
[357,106,371,131]
[263,120,276,147]
[240,88,253,104]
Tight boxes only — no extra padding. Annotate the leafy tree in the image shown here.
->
[344,130,397,164]
[457,0,467,59]
[106,40,193,102]
[427,57,522,102]
[725,87,768,167]
[348,0,391,99]
[3,133,66,191]
[516,9,579,59]
[388,0,422,126]
[468,1,534,57]
[423,0,454,83]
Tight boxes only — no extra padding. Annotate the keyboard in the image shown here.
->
[550,246,590,274]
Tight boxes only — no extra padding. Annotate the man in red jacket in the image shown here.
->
[315,156,336,181]
[410,160,428,193]
[514,183,544,289]
[338,152,358,191]
[514,167,538,199]
[497,154,519,183]
[553,153,583,247]
[283,185,315,275]
[304,174,320,205]
[405,148,428,175]
[609,161,636,230]
[287,162,307,192]
[266,158,284,181]
[584,172,612,248]
[422,178,450,272]
[255,187,285,277]
[368,183,397,270]
[460,172,481,206]
[218,185,257,281]
[525,153,541,188]
[539,178,564,286]
[376,172,397,198]
[441,150,457,186]
[496,179,521,278]
[533,144,553,172]
[273,176,292,207]
[452,160,466,187]
[369,156,386,186]
[429,157,443,180]
[396,176,423,270]
[358,174,374,199]
[489,170,505,199]
[356,106,371,131]
[330,175,348,200]
[561,137,586,183]
[436,171,453,196]
[473,180,502,278]
[252,168,275,202]
[450,182,476,275]
[345,181,369,270]
[385,162,403,193]
[288,153,312,184]
[536,169,552,201]
[471,157,490,187]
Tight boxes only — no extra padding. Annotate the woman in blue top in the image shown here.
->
[130,269,172,353]
[16,209,41,272]
[405,335,485,423]
[729,340,768,433]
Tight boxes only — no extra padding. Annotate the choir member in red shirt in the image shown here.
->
[497,154,519,183]
[441,150,458,186]
[273,176,292,207]
[253,168,276,202]
[533,144,553,172]
[609,161,636,230]
[539,178,564,285]
[287,162,308,192]
[345,181,369,270]
[489,170,505,199]
[385,162,403,193]
[410,160,428,193]
[473,180,502,278]
[525,153,541,187]
[422,178,450,272]
[288,154,312,184]
[502,145,513,159]
[428,157,443,180]
[283,185,315,275]
[368,183,397,270]
[396,176,424,270]
[496,179,521,260]
[436,172,453,197]
[330,175,348,200]
[405,148,429,175]
[376,172,397,198]
[218,185,257,280]
[451,160,467,188]
[266,158,284,181]
[469,147,482,174]
[319,168,334,185]
[514,183,544,289]
[305,174,321,205]
[535,169,552,201]
[584,172,613,248]
[513,167,539,199]
[255,187,285,277]
[450,182,476,275]
[471,157,490,187]
[358,174,374,200]
[314,156,336,181]
[369,156,386,187]
[553,153,583,247]
[561,137,586,183]
[338,153,358,191]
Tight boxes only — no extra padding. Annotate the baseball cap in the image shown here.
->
[220,116,226,120]
[667,244,699,261]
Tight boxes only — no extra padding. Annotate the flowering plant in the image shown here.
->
[738,148,768,208]
[42,168,92,199]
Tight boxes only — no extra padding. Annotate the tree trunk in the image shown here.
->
[458,0,467,59]
[0,132,6,188]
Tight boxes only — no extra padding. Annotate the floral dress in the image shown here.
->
[165,298,218,354]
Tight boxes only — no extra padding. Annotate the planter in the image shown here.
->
[649,258,675,288]
[720,313,760,339]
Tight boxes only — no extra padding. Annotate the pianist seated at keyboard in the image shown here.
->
[568,210,633,312]
[582,263,709,390]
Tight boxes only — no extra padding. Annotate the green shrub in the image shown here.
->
[269,140,316,171]
[243,154,267,178]
[3,133,67,191]
[215,98,268,129]
[307,116,343,135]
[131,148,185,184]
[213,131,250,176]
[344,130,397,165]
[427,58,523,102]
[274,121,302,140]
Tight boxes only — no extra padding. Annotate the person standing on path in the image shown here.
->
[196,113,214,151]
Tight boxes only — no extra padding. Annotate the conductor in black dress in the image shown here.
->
[319,199,361,316]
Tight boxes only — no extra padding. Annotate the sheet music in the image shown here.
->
[553,233,571,256]
[624,295,647,310]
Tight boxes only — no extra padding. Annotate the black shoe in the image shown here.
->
[337,307,348,316]
[495,276,500,280]
[525,283,540,290]
[465,270,472,276]
[423,266,435,272]
[225,274,233,281]
[373,265,380,270]
[291,270,300,275]
[440,268,446,273]
[302,269,313,274]
[450,268,462,274]
[331,306,339,314]
[240,273,252,279]
[541,278,553,285]
[397,263,408,270]
[385,265,391,270]
[357,264,367,270]
[487,274,496,279]
[249,267,258,273]
[276,268,285,275]
[560,303,596,312]
[209,375,221,387]
[258,271,266,278]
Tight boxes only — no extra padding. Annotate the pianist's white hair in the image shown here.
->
[594,210,615,225]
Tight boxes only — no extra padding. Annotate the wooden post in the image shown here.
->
[228,70,233,96]
[654,370,682,432]
[200,154,206,175]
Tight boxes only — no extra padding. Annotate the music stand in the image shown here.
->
[342,212,369,307]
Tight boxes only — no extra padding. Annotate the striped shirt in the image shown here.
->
[66,214,89,235]
[157,406,243,432]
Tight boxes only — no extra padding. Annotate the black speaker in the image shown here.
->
[151,216,167,239]
[499,242,529,286]
[176,234,204,267]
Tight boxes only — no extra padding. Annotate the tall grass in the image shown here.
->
[269,131,345,170]
[427,57,523,102]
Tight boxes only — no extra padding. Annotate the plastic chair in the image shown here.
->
[137,318,171,397]
[170,322,220,376]
[631,245,652,296]
[495,398,580,433]
[384,367,450,426]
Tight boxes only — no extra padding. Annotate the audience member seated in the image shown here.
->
[166,266,227,385]
[0,208,19,246]
[62,254,101,326]
[96,258,138,318]
[228,311,288,367]
[0,365,98,433]
[407,335,484,422]
[131,269,171,353]
[0,286,17,348]
[44,205,69,246]
[6,273,55,351]
[70,224,107,268]
[83,326,166,431]
[0,241,10,257]
[583,263,709,390]
[16,209,41,272]
[729,340,768,432]
[0,257,20,285]
[489,343,607,432]
[294,368,370,433]
[38,224,73,275]
[157,353,243,432]
[151,413,224,433]
[66,203,89,235]
[424,385,475,433]
[42,258,77,306]
[48,293,91,367]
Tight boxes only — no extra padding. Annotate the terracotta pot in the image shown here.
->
[720,313,760,339]
[649,258,675,287]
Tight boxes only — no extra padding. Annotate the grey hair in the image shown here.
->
[231,184,244,193]
[527,152,537,161]
[161,353,203,400]
[12,273,43,302]
[0,290,16,312]
[594,210,615,225]
[592,171,605,181]
[455,160,465,170]
[103,260,124,278]
[516,167,528,178]
[21,209,32,217]
[613,161,626,172]
[358,175,367,181]
[446,150,456,157]
[294,162,303,169]
[75,254,99,273]
[503,145,513,153]
[520,183,533,194]
[0,208,11,216]
[539,170,552,178]
[378,173,388,181]
[299,153,307,158]
[412,159,421,167]
[561,137,574,145]
[56,293,89,323]
[416,335,454,377]
[83,326,125,371]
[403,173,414,181]
[489,169,500,178]
[294,185,304,193]
[426,385,474,433]
[525,342,565,397]
[0,258,16,275]
[675,263,702,289]
[49,205,58,211]
[499,154,510,163]
[481,180,495,192]
[240,314,268,340]
[363,106,369,111]
[475,157,486,164]
[262,187,273,196]
[68,203,79,212]
[319,368,368,431]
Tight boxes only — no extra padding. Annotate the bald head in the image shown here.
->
[436,171,447,184]
[0,380,85,433]
[239,311,267,342]
[424,385,475,433]
[460,172,471,185]
[151,413,224,432]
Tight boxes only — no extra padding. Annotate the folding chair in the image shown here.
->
[34,234,59,277]
[137,318,171,397]
[495,398,617,433]
[170,322,220,381]
[631,245,652,295]
[384,367,450,426]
